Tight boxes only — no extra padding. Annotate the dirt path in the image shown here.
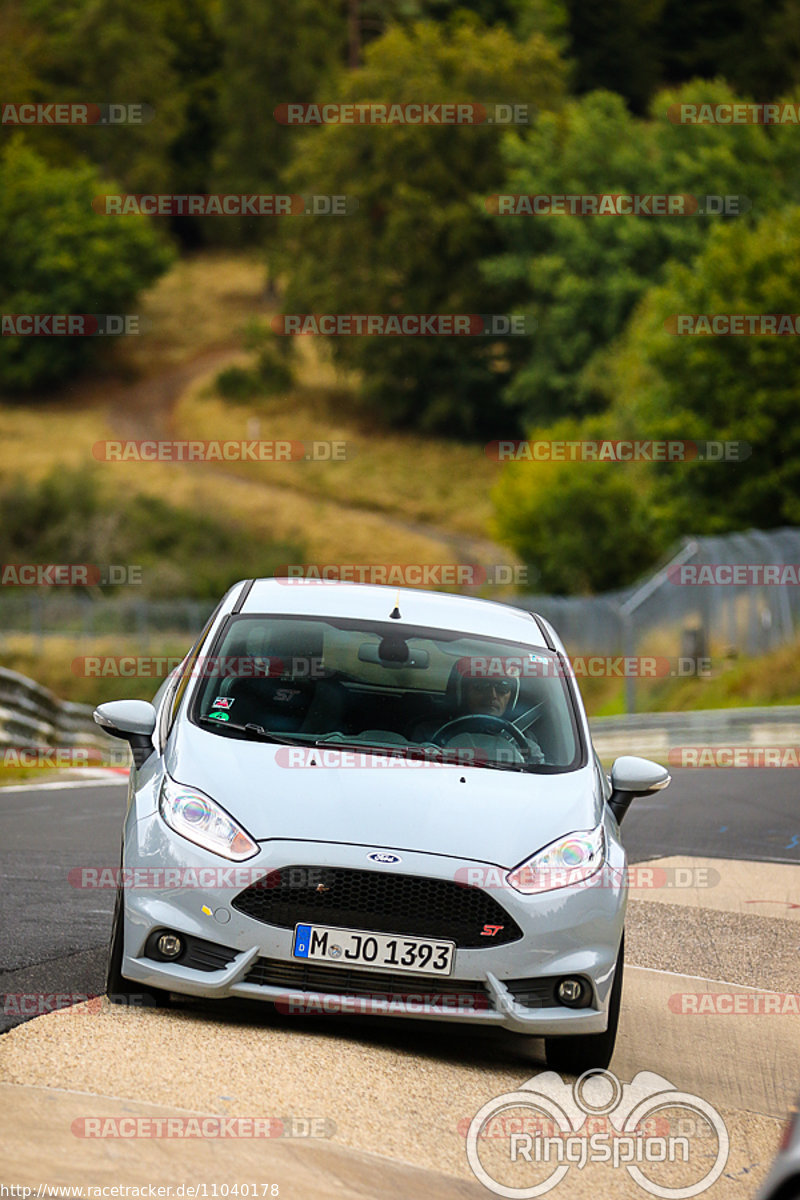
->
[104,350,519,573]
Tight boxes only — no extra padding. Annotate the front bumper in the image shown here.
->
[119,810,626,1037]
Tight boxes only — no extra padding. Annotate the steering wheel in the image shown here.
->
[431,713,532,757]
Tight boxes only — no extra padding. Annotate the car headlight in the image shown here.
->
[506,826,605,895]
[159,776,258,861]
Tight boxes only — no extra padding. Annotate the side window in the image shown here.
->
[166,613,221,738]
[594,751,612,802]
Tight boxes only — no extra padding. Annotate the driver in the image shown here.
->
[452,670,546,764]
[462,676,517,718]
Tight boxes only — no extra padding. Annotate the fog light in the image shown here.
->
[557,978,589,1008]
[157,933,183,960]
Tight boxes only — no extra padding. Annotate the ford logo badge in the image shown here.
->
[368,852,401,864]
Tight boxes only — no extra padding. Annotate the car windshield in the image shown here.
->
[189,614,582,772]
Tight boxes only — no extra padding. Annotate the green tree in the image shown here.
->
[483,81,796,429]
[491,419,664,593]
[276,17,566,436]
[212,0,346,229]
[594,204,800,536]
[0,143,173,392]
[19,0,185,194]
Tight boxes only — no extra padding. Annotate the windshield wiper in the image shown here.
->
[197,717,305,745]
[308,737,532,770]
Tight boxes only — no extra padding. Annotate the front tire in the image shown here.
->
[106,883,170,1007]
[543,935,624,1074]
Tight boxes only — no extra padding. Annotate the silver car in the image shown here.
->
[756,1098,800,1200]
[95,579,670,1072]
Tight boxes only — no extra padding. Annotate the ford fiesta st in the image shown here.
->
[95,579,670,1072]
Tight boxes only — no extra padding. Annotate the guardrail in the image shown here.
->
[1,661,796,767]
[0,666,104,750]
[590,705,799,762]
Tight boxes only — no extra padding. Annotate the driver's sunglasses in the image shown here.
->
[467,679,514,696]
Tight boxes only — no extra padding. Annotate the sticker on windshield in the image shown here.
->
[207,711,230,722]
[211,696,233,709]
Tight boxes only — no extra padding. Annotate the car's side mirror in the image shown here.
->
[608,755,671,825]
[94,700,157,768]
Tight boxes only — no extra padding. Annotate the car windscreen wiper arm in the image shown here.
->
[197,717,304,745]
[308,738,531,770]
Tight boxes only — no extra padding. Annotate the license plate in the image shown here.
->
[293,923,455,976]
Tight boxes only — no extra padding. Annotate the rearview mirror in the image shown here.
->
[358,642,429,668]
[608,755,670,825]
[94,700,156,767]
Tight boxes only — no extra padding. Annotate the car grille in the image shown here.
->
[231,865,523,948]
[503,977,562,1009]
[243,956,493,1008]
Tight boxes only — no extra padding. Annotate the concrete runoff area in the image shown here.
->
[1,855,797,1197]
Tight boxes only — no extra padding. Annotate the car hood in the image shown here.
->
[166,723,601,868]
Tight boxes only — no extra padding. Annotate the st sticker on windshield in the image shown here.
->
[211,696,233,710]
[207,710,230,722]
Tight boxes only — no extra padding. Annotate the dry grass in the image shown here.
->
[114,252,268,375]
[173,374,499,537]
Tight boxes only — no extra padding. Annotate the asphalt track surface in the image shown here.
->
[1,767,797,1035]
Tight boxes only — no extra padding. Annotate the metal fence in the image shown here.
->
[0,666,102,749]
[510,528,800,707]
[0,594,212,652]
[0,527,798,713]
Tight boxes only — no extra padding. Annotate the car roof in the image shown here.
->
[230,578,550,648]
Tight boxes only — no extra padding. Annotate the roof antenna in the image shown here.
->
[389,590,402,620]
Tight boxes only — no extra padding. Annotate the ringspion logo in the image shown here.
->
[465,1070,728,1197]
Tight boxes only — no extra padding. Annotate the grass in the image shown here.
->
[0,250,797,717]
[577,634,800,716]
[0,635,192,705]
[173,366,499,540]
[4,628,800,716]
[113,253,270,376]
[0,251,513,582]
